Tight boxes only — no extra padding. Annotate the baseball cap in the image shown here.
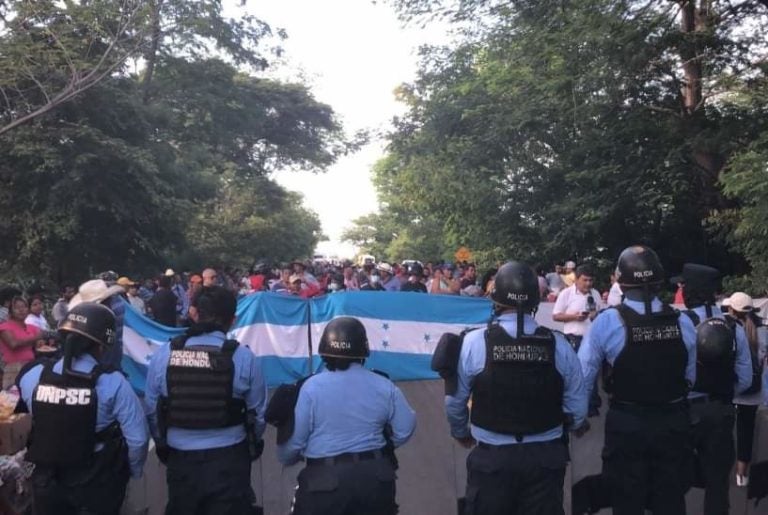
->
[289,274,303,284]
[116,277,136,287]
[723,292,755,313]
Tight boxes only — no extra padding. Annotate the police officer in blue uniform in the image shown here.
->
[578,245,697,515]
[445,261,587,515]
[19,302,149,515]
[277,316,417,515]
[144,285,267,515]
[680,263,752,515]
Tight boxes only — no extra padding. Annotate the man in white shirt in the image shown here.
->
[553,263,603,416]
[553,264,603,346]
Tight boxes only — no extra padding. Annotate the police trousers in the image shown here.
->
[690,399,736,515]
[291,454,397,515]
[464,439,568,515]
[31,448,129,515]
[603,401,691,515]
[165,440,252,515]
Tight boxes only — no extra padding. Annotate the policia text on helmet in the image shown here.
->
[318,316,371,371]
[614,245,665,314]
[489,261,541,336]
[21,301,147,515]
[58,302,116,380]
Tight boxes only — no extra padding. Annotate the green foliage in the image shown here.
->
[187,176,323,268]
[0,1,349,284]
[381,0,768,280]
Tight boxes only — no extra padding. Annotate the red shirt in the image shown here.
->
[0,320,39,364]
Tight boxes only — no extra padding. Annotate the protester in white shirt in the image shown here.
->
[24,295,50,331]
[553,264,604,417]
[552,264,603,344]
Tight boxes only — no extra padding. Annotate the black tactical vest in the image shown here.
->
[612,304,688,405]
[692,317,736,401]
[163,336,246,431]
[470,324,564,438]
[27,362,101,466]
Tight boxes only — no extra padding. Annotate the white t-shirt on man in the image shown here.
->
[553,284,603,336]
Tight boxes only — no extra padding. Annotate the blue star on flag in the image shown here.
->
[423,333,432,343]
[382,339,390,348]
[382,322,390,331]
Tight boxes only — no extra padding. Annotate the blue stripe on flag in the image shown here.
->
[232,292,308,328]
[257,356,314,387]
[123,300,185,340]
[365,351,439,381]
[121,354,149,395]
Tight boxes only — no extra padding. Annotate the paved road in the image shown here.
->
[122,303,768,514]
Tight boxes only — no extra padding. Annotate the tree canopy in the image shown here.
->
[342,0,768,290]
[0,0,349,284]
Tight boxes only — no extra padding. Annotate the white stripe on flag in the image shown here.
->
[309,317,485,355]
[229,323,310,358]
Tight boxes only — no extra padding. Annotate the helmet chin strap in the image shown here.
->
[643,284,652,316]
[490,302,531,338]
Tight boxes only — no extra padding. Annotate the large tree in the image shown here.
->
[380,0,768,275]
[0,2,350,283]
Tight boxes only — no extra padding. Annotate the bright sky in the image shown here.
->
[242,0,448,259]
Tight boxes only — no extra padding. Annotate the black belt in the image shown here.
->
[478,439,561,450]
[306,449,384,466]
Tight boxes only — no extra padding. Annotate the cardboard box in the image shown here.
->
[0,415,31,456]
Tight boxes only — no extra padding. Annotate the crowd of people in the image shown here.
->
[0,247,766,515]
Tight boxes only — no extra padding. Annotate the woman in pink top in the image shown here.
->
[0,296,42,388]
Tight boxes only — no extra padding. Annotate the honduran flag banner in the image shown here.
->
[121,291,494,394]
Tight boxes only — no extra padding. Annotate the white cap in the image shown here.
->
[377,262,393,273]
[723,292,755,313]
[565,261,576,269]
[164,268,175,277]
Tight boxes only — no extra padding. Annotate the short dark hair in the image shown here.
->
[158,275,172,288]
[193,286,237,328]
[575,264,595,278]
[0,287,22,306]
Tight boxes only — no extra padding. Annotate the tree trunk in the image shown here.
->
[679,0,703,114]
[141,0,163,105]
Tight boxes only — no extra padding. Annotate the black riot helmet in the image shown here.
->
[616,245,664,315]
[59,303,116,379]
[490,261,540,313]
[696,318,734,363]
[681,263,720,311]
[615,245,664,289]
[318,317,370,359]
[58,302,116,348]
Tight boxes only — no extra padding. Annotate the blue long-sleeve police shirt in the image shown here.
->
[578,298,698,399]
[277,363,417,466]
[19,353,149,478]
[445,313,587,444]
[144,331,267,451]
[684,305,753,396]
